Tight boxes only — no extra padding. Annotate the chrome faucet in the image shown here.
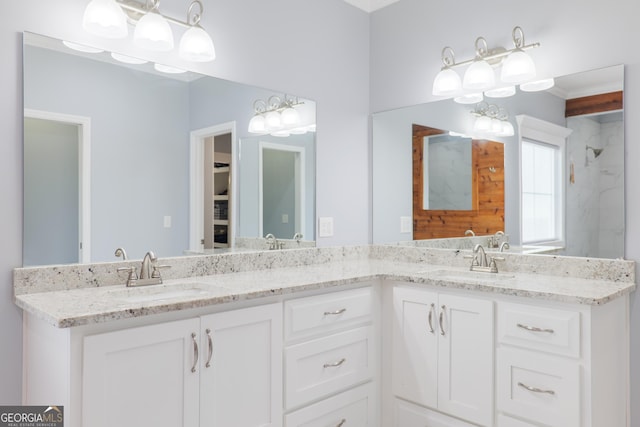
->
[293,233,303,245]
[464,229,475,237]
[466,244,503,273]
[117,250,170,287]
[499,242,510,252]
[114,247,127,260]
[487,230,505,248]
[265,233,283,250]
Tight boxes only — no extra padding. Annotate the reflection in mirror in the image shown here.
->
[23,32,316,266]
[373,65,624,259]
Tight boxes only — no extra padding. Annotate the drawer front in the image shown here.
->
[497,348,580,427]
[284,287,372,341]
[497,302,581,357]
[285,383,375,427]
[285,326,374,409]
[394,398,478,427]
[497,413,540,427]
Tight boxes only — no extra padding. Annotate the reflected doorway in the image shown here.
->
[23,110,91,265]
[259,142,305,239]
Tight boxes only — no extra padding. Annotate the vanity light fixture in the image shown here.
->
[82,0,216,62]
[248,95,316,137]
[432,26,551,103]
[471,102,514,137]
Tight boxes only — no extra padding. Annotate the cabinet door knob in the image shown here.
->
[518,381,556,395]
[428,303,435,334]
[191,333,199,373]
[205,328,213,368]
[439,305,446,336]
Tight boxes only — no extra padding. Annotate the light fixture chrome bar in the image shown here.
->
[116,0,191,29]
[443,42,540,70]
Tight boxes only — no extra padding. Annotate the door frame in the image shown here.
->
[189,121,237,252]
[24,109,92,263]
[258,141,305,238]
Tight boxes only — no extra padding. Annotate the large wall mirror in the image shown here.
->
[23,32,316,266]
[373,65,624,259]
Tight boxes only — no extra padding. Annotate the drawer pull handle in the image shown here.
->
[336,419,346,427]
[205,328,213,368]
[428,303,435,334]
[191,333,199,373]
[324,308,347,316]
[323,358,347,368]
[517,323,554,334]
[439,305,446,336]
[518,382,556,395]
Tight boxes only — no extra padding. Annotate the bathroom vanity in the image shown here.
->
[15,246,635,427]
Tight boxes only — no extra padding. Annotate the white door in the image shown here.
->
[83,318,200,427]
[392,286,439,408]
[438,294,494,426]
[200,303,283,426]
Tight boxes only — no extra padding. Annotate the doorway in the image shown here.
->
[23,109,91,265]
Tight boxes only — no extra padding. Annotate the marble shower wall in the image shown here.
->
[565,115,624,258]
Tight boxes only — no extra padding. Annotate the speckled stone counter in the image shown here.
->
[14,245,636,328]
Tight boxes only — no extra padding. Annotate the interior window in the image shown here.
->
[521,138,563,244]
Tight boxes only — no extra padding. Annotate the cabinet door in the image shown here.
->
[83,318,200,427]
[438,294,494,427]
[392,286,439,408]
[200,303,283,427]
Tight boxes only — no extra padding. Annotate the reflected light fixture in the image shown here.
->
[432,26,551,103]
[111,52,148,64]
[82,0,216,62]
[154,63,187,74]
[248,95,315,137]
[62,40,104,53]
[471,102,514,137]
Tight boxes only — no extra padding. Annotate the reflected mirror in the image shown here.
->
[23,32,316,266]
[373,65,624,259]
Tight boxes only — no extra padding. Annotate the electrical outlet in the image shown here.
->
[318,217,334,237]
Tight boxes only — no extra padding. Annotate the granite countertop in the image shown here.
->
[15,259,636,328]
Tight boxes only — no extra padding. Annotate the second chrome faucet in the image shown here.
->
[117,250,171,287]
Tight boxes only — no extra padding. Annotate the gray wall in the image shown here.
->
[370,0,640,422]
[0,0,369,404]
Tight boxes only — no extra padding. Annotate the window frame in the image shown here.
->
[516,115,572,247]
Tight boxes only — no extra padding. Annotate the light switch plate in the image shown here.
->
[400,216,412,233]
[163,215,172,228]
[318,217,334,237]
[282,214,289,224]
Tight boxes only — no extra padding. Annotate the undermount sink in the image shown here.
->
[110,283,212,304]
[425,269,516,283]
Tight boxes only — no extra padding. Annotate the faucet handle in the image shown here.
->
[117,266,138,286]
[151,264,171,281]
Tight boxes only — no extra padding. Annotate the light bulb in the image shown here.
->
[179,26,216,62]
[134,12,174,52]
[432,68,462,96]
[463,60,495,90]
[82,0,128,39]
[501,50,536,83]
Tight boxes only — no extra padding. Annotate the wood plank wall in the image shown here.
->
[565,91,623,117]
[413,124,505,239]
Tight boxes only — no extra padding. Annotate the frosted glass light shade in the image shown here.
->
[520,78,555,92]
[281,107,301,126]
[473,116,492,133]
[134,12,174,52]
[111,52,148,64]
[82,0,128,39]
[153,63,186,74]
[62,41,104,53]
[501,50,536,83]
[463,60,495,90]
[432,68,462,96]
[179,26,216,62]
[265,111,282,131]
[499,121,515,136]
[248,115,266,133]
[454,93,483,104]
[484,85,516,98]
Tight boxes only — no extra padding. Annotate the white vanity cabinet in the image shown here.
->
[391,285,494,426]
[23,302,282,427]
[283,287,378,426]
[495,297,629,427]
